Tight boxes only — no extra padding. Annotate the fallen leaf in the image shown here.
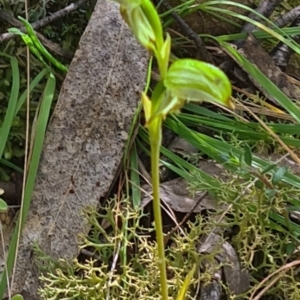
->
[198,232,250,296]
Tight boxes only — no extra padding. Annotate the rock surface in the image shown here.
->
[6,0,147,297]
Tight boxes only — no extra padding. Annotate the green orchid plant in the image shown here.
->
[113,0,234,299]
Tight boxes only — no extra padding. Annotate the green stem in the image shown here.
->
[149,120,168,300]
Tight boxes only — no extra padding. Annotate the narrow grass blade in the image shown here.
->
[220,42,300,123]
[176,264,196,300]
[179,106,300,147]
[199,1,300,53]
[130,142,141,209]
[175,27,300,48]
[15,68,49,115]
[0,159,23,174]
[139,124,300,238]
[0,56,19,158]
[178,113,267,140]
[165,116,300,189]
[216,27,300,42]
[268,211,300,237]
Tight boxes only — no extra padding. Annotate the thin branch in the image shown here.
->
[235,0,281,49]
[221,0,283,72]
[271,16,300,69]
[163,191,208,246]
[0,0,87,46]
[162,0,213,63]
[242,0,282,34]
[0,8,74,59]
[274,5,300,28]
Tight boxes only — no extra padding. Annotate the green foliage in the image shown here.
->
[2,0,300,299]
[0,0,90,176]
[114,0,233,299]
[9,17,68,73]
[0,67,57,298]
[0,55,19,161]
[38,180,300,299]
[38,197,216,299]
[11,294,24,300]
[0,1,97,297]
[0,63,50,180]
[0,199,8,213]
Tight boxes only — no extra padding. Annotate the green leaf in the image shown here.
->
[165,116,300,189]
[272,167,288,185]
[17,18,67,73]
[0,159,23,173]
[0,55,19,159]
[261,164,277,174]
[243,144,252,166]
[7,28,25,36]
[11,294,24,300]
[15,68,49,115]
[286,243,297,256]
[220,41,300,123]
[159,59,233,118]
[158,33,171,77]
[130,142,141,209]
[217,27,300,42]
[118,0,163,52]
[0,73,56,299]
[202,1,300,55]
[0,199,8,213]
[176,264,196,300]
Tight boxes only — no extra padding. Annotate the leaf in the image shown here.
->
[18,17,68,73]
[0,73,56,298]
[158,33,171,77]
[220,41,300,123]
[261,163,277,174]
[0,199,8,213]
[272,166,288,185]
[118,0,163,52]
[141,92,152,124]
[15,68,49,115]
[130,142,141,209]
[159,59,233,118]
[204,1,300,55]
[286,243,296,256]
[176,264,196,300]
[0,55,19,159]
[243,144,252,166]
[7,28,25,36]
[11,294,24,300]
[165,116,300,189]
